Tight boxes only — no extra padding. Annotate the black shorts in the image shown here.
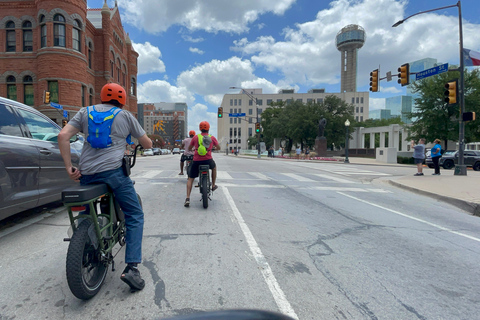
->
[181,154,193,162]
[189,159,216,178]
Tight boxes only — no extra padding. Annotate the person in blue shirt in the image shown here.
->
[431,139,442,175]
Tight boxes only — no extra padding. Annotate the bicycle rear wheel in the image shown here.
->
[201,175,208,209]
[66,219,108,300]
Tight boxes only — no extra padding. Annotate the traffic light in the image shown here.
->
[369,69,379,92]
[218,107,223,118]
[463,111,476,122]
[255,122,260,133]
[444,80,458,104]
[397,63,410,86]
[44,91,50,104]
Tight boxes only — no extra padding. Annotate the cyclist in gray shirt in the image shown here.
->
[59,83,152,292]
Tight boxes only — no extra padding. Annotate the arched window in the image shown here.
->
[130,77,136,96]
[22,21,33,52]
[53,14,66,47]
[89,88,93,105]
[6,76,17,101]
[6,21,16,52]
[40,15,47,48]
[116,58,121,82]
[88,42,92,68]
[23,76,34,105]
[72,19,81,52]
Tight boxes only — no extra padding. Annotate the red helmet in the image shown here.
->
[199,121,210,131]
[100,83,126,105]
[189,130,196,137]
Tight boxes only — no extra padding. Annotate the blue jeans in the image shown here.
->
[80,167,144,264]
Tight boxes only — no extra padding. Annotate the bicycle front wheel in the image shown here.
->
[66,219,108,300]
[201,175,209,209]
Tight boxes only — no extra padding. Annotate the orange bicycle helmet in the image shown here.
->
[199,121,210,131]
[189,130,196,137]
[100,83,126,105]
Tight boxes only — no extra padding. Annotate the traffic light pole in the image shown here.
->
[393,1,466,175]
[229,87,261,158]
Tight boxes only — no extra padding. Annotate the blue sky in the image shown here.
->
[89,0,480,135]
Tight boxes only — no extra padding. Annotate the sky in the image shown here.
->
[88,0,480,136]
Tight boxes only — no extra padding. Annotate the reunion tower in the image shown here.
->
[336,25,366,92]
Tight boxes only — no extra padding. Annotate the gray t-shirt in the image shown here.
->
[413,144,426,159]
[69,104,146,175]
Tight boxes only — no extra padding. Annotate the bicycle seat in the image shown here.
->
[62,184,109,203]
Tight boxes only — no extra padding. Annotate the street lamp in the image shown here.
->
[229,86,261,158]
[392,1,466,175]
[344,119,350,164]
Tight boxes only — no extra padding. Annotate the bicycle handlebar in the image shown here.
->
[127,144,143,169]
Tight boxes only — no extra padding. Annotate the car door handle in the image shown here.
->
[39,149,52,155]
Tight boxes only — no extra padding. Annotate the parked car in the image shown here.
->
[143,149,154,156]
[0,96,81,221]
[152,148,162,155]
[425,149,455,168]
[173,147,180,154]
[439,150,480,170]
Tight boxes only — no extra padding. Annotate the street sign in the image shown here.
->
[415,63,448,81]
[50,102,63,110]
[228,113,246,117]
[386,71,392,82]
[63,110,68,118]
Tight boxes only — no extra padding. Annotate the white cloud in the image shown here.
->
[188,103,219,137]
[381,86,402,94]
[189,47,205,55]
[232,0,480,88]
[177,57,256,96]
[137,80,194,105]
[182,35,205,43]
[369,98,386,111]
[118,0,296,34]
[132,42,166,75]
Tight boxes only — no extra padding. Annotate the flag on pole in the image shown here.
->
[463,48,480,66]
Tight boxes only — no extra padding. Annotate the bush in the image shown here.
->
[397,156,415,164]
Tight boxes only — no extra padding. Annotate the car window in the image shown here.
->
[0,104,23,137]
[16,108,60,142]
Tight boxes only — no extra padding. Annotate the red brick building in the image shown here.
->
[0,0,139,124]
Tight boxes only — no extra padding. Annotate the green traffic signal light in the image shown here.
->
[218,107,223,118]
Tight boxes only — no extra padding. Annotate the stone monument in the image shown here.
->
[315,118,327,157]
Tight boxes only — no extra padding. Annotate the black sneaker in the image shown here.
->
[184,198,190,207]
[120,265,145,291]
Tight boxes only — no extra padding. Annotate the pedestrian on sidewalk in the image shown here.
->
[431,139,442,175]
[411,138,426,176]
[305,147,310,160]
[296,146,301,160]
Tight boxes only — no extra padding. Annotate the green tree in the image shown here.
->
[147,134,165,148]
[408,68,480,146]
[260,95,354,151]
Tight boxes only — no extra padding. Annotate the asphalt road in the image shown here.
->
[1,154,479,320]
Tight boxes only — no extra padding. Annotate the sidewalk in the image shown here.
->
[346,157,480,216]
[226,154,480,216]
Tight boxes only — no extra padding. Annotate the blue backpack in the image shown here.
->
[86,106,122,149]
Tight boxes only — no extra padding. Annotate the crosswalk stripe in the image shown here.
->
[336,172,389,176]
[217,171,234,180]
[312,173,355,184]
[134,170,163,179]
[281,173,316,182]
[249,172,272,180]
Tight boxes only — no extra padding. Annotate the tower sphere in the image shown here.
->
[336,24,366,51]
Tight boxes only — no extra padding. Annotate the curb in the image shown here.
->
[386,179,480,217]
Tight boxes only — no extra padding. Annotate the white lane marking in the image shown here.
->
[338,192,480,243]
[312,173,355,184]
[311,187,390,193]
[135,170,163,179]
[335,172,390,176]
[217,171,234,180]
[221,183,286,188]
[0,213,53,239]
[282,173,316,182]
[223,188,299,320]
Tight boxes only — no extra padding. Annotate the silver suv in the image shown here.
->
[0,97,81,220]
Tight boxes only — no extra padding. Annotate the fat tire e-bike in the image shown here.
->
[198,164,211,209]
[62,145,141,300]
